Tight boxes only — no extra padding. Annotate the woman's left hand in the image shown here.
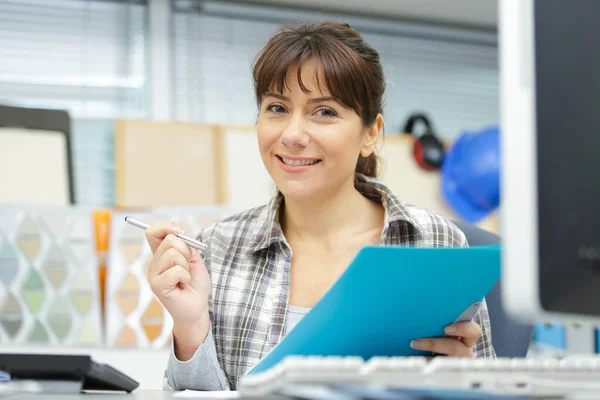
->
[410,321,482,357]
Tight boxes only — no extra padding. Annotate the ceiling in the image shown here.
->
[239,0,498,30]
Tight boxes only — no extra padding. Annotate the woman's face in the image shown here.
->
[257,60,379,202]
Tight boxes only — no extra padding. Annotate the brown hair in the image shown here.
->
[252,21,385,178]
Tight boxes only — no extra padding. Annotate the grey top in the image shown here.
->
[285,304,311,333]
[165,305,310,391]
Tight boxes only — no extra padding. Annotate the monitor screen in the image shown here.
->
[534,0,600,316]
[500,0,600,322]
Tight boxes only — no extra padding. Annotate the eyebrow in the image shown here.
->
[263,93,336,104]
[308,96,336,104]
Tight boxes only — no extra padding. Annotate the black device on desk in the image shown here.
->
[0,353,139,393]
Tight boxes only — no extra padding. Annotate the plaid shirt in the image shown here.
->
[200,174,495,389]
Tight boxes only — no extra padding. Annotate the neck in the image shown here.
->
[281,177,380,246]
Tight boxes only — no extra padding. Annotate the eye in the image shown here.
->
[266,104,287,114]
[314,107,337,118]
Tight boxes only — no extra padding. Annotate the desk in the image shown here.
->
[24,391,173,400]
[16,390,600,400]
[6,388,600,400]
[16,390,286,400]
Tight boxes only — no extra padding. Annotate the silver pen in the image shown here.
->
[124,216,208,253]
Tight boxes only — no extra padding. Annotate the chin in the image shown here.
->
[276,179,321,201]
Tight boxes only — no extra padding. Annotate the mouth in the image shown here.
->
[276,155,322,166]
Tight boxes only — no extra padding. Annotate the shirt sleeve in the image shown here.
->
[165,323,231,391]
[472,297,497,358]
[164,224,231,391]
[455,225,497,359]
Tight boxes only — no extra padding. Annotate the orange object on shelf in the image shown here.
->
[93,209,111,327]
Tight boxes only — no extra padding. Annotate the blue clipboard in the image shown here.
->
[247,245,501,375]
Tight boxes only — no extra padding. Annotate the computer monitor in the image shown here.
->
[500,0,600,323]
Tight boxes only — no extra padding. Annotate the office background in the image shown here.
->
[0,0,499,206]
[0,0,578,390]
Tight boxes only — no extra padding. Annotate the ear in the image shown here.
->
[360,113,383,158]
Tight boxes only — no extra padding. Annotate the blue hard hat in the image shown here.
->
[441,126,500,223]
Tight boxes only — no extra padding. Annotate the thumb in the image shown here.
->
[189,253,208,284]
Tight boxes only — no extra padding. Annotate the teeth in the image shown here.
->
[281,157,319,166]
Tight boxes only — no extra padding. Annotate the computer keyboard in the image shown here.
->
[239,355,600,398]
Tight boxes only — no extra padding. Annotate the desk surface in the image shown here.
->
[9,390,166,400]
[11,390,286,400]
[6,388,600,400]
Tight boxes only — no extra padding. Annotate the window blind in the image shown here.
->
[171,1,498,139]
[0,0,148,206]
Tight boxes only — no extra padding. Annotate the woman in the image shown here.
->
[145,21,495,391]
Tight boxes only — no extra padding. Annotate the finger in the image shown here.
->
[152,248,190,277]
[145,222,184,254]
[151,265,192,296]
[445,321,482,348]
[410,338,472,358]
[154,233,193,262]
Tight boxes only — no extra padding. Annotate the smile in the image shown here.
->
[277,156,321,166]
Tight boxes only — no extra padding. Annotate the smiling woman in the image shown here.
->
[253,22,384,182]
[256,58,381,203]
[142,21,496,392]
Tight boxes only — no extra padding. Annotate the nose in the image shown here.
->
[280,113,309,148]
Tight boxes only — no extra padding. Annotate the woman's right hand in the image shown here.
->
[145,222,211,352]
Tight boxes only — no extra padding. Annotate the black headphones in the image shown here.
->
[403,113,445,170]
